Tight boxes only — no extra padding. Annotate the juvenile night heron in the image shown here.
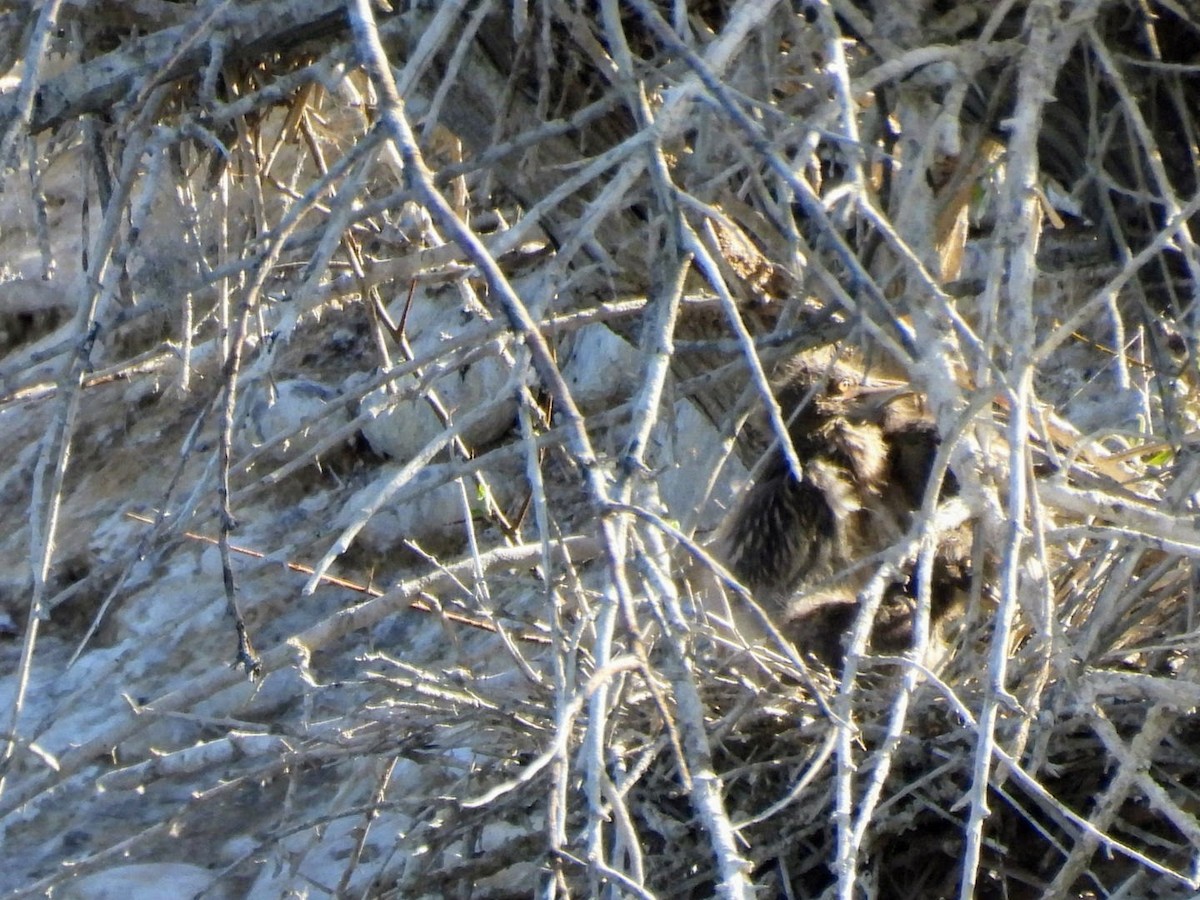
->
[717,353,968,664]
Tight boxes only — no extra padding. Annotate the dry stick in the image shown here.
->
[1087,27,1200,291]
[287,134,513,530]
[339,0,618,579]
[623,0,917,359]
[335,755,398,897]
[556,851,658,900]
[1,87,169,797]
[611,10,755,887]
[586,7,679,891]
[845,392,996,862]
[852,44,986,100]
[1049,522,1200,561]
[230,297,653,489]
[0,533,595,822]
[300,387,519,596]
[1032,187,1200,368]
[1042,479,1200,558]
[516,387,573,864]
[959,5,1097,897]
[1044,705,1178,895]
[691,217,811,493]
[1080,669,1200,712]
[123,511,547,642]
[676,219,837,896]
[12,730,377,900]
[343,13,648,894]
[909,661,1198,890]
[1005,441,1056,770]
[0,0,62,173]
[815,0,866,195]
[625,525,693,787]
[372,4,770,895]
[576,472,634,896]
[65,373,231,666]
[214,155,319,675]
[603,760,651,900]
[1088,704,1200,848]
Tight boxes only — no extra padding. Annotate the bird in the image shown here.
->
[715,351,970,666]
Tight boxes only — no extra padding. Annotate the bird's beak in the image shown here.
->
[847,381,922,416]
[850,380,914,402]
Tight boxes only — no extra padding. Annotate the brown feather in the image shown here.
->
[716,353,971,665]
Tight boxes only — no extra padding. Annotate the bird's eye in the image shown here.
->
[834,376,855,395]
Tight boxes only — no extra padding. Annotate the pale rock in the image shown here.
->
[243,378,349,464]
[60,863,230,900]
[360,288,516,461]
[559,323,640,411]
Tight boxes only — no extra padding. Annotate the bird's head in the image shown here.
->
[774,355,917,433]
